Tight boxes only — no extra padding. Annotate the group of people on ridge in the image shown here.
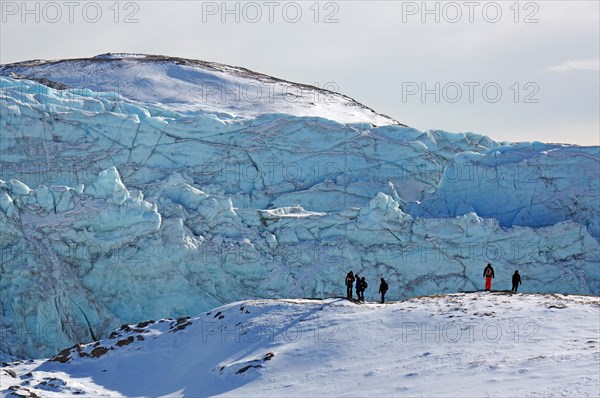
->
[345,264,522,304]
[345,271,388,304]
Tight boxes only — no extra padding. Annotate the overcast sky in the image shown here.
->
[1,0,598,145]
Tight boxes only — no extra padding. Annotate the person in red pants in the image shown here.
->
[483,263,495,291]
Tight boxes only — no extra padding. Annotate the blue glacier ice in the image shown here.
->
[0,55,598,359]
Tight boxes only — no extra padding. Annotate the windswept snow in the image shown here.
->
[1,293,599,397]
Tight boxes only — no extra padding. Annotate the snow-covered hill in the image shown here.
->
[0,55,598,360]
[0,53,400,126]
[1,293,599,397]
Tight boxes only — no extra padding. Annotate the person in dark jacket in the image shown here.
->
[359,277,367,302]
[378,278,389,303]
[483,263,495,291]
[355,274,362,300]
[345,271,355,299]
[512,270,522,292]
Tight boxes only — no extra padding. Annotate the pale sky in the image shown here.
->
[1,0,599,145]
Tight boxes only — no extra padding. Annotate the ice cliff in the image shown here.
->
[0,55,598,359]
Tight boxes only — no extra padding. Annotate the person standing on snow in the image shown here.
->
[378,278,388,304]
[512,270,522,293]
[355,273,362,301]
[483,263,495,291]
[345,271,355,300]
[359,277,367,302]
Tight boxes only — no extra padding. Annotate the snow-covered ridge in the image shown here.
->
[0,53,401,126]
[1,293,599,397]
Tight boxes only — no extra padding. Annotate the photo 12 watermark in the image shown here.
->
[200,1,340,24]
[400,1,540,24]
[398,160,542,185]
[200,320,339,344]
[397,241,543,264]
[401,319,541,344]
[1,1,141,24]
[401,81,540,104]
[195,160,340,186]
[195,81,341,105]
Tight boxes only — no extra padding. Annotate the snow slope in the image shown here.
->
[0,55,598,360]
[1,293,599,397]
[0,53,400,126]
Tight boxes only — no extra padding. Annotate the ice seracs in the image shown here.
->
[1,166,596,359]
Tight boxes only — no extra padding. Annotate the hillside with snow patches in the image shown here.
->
[1,293,599,397]
[0,54,598,367]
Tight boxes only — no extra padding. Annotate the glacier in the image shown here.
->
[0,55,598,359]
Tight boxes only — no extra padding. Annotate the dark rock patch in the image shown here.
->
[116,336,135,347]
[263,352,274,361]
[136,320,155,328]
[3,368,17,378]
[236,364,261,374]
[90,346,109,358]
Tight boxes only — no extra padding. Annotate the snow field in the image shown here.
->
[1,293,598,397]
